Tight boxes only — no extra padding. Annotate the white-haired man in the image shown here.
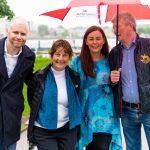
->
[0,17,35,150]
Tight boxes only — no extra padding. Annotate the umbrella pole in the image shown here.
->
[116,5,121,108]
[116,5,120,70]
[116,4,119,46]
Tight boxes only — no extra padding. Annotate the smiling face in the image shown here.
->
[113,19,132,43]
[6,18,29,52]
[51,47,71,71]
[85,30,105,56]
[6,24,28,49]
[111,13,136,46]
[50,40,73,71]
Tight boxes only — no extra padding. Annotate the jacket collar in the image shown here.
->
[0,37,35,80]
[0,37,8,79]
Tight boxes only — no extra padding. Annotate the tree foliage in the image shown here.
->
[38,25,49,37]
[0,0,14,20]
[61,30,69,38]
[137,25,150,35]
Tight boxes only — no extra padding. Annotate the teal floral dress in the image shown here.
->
[70,56,122,150]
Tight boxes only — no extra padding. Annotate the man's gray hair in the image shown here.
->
[111,12,136,32]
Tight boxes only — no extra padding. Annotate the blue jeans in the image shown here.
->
[121,106,150,150]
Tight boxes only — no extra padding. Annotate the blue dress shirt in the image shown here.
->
[121,37,140,103]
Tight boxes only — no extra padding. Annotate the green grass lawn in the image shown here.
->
[23,57,50,116]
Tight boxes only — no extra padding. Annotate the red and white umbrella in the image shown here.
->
[41,0,150,24]
[41,0,150,44]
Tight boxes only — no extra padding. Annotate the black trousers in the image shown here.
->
[86,132,112,150]
[31,124,78,150]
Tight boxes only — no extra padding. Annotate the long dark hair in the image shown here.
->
[80,25,109,78]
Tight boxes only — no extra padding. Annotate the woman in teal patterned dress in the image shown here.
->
[70,26,122,150]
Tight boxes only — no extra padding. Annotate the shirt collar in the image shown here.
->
[121,35,136,49]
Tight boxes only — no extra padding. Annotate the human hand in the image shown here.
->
[110,68,121,84]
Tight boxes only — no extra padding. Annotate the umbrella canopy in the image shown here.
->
[41,0,150,44]
[67,0,150,44]
[67,0,141,7]
[41,4,150,23]
[40,6,102,25]
[41,8,70,21]
[106,4,150,21]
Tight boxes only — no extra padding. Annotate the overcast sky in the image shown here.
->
[6,0,150,27]
[7,0,73,27]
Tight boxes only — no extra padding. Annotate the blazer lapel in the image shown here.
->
[10,53,24,78]
[10,47,32,78]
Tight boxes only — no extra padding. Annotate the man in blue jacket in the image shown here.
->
[0,17,35,150]
[109,12,150,150]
